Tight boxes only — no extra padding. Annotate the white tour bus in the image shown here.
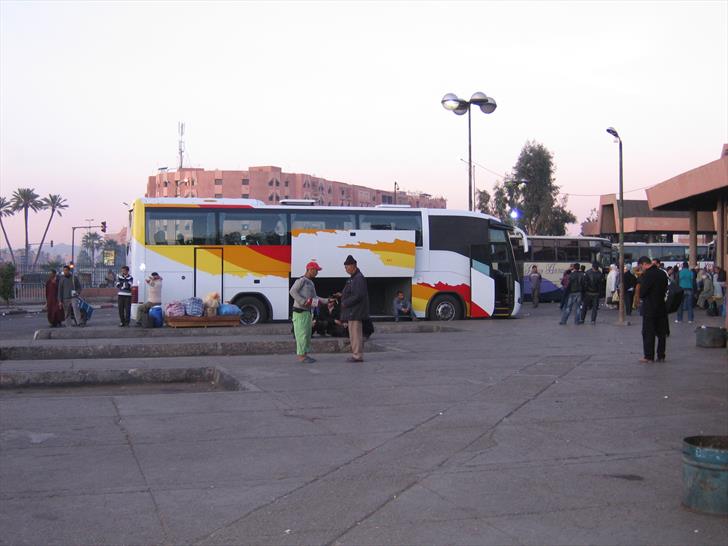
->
[621,242,714,270]
[128,198,527,323]
[513,235,613,302]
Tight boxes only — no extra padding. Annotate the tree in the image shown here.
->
[0,197,16,265]
[33,194,68,267]
[82,231,104,266]
[76,249,92,268]
[10,188,42,270]
[0,262,15,305]
[507,141,576,235]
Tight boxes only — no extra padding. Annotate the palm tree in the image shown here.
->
[10,188,42,270]
[82,231,105,267]
[0,197,16,265]
[33,194,68,267]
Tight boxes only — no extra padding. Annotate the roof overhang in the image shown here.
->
[646,150,728,211]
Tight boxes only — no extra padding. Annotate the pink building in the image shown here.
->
[146,166,446,209]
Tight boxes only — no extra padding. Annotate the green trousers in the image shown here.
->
[292,311,312,356]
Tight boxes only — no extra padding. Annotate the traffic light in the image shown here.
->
[101,221,107,233]
[50,240,54,248]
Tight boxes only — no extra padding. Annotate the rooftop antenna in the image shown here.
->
[178,122,185,170]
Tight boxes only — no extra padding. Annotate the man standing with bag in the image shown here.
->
[340,255,369,362]
[637,255,669,363]
[57,265,83,327]
[290,261,327,364]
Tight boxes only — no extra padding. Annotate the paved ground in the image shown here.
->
[1,304,727,545]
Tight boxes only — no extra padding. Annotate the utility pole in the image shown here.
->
[178,122,185,170]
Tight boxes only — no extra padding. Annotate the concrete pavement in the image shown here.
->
[1,304,726,545]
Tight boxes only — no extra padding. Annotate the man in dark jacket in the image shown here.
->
[580,261,604,324]
[559,263,585,325]
[623,264,637,316]
[339,255,369,362]
[637,255,669,363]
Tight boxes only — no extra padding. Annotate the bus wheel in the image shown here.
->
[428,294,462,321]
[236,297,268,325]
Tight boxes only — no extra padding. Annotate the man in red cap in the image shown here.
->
[289,260,328,364]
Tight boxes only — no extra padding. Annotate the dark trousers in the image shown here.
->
[625,290,634,316]
[642,314,669,360]
[118,295,132,325]
[580,293,599,323]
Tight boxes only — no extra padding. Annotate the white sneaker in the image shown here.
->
[688,320,693,324]
[674,320,680,323]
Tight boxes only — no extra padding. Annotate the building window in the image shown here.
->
[275,179,280,187]
[214,193,223,198]
[242,193,249,198]
[268,180,274,187]
[214,179,223,185]
[284,180,289,187]
[163,181,168,187]
[268,194,274,201]
[242,178,249,185]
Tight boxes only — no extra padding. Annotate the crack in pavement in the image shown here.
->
[111,397,171,546]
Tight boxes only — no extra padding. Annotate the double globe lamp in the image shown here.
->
[441,92,497,212]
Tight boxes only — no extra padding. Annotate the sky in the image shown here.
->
[1,0,727,248]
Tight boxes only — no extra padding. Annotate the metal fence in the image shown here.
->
[13,282,45,304]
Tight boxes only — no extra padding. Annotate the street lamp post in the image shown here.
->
[606,127,626,325]
[393,181,399,205]
[442,92,497,212]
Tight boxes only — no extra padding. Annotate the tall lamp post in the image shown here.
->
[442,92,497,212]
[393,181,399,205]
[606,127,626,325]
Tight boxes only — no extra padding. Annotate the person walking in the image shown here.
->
[340,255,369,362]
[636,256,669,363]
[676,261,694,323]
[289,261,327,364]
[529,265,542,307]
[57,265,83,327]
[45,269,65,327]
[559,263,585,325]
[115,266,133,327]
[580,261,603,324]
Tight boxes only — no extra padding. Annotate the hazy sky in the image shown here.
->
[1,0,726,247]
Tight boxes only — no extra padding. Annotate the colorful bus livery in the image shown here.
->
[129,198,524,323]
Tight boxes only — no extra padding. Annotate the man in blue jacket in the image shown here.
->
[339,255,369,362]
[676,261,694,323]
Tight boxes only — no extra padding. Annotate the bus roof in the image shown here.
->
[526,235,612,242]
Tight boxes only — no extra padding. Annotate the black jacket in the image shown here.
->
[584,269,603,294]
[639,266,668,317]
[341,269,369,321]
[567,270,586,295]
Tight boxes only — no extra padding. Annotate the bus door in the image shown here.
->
[194,247,224,298]
[469,244,495,317]
[487,233,515,316]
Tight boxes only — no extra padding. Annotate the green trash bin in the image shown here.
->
[682,436,728,516]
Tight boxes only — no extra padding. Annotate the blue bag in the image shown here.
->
[149,305,164,327]
[218,303,242,316]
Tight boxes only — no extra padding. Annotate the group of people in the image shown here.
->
[44,265,84,328]
[44,265,164,329]
[538,256,726,364]
[290,255,370,364]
